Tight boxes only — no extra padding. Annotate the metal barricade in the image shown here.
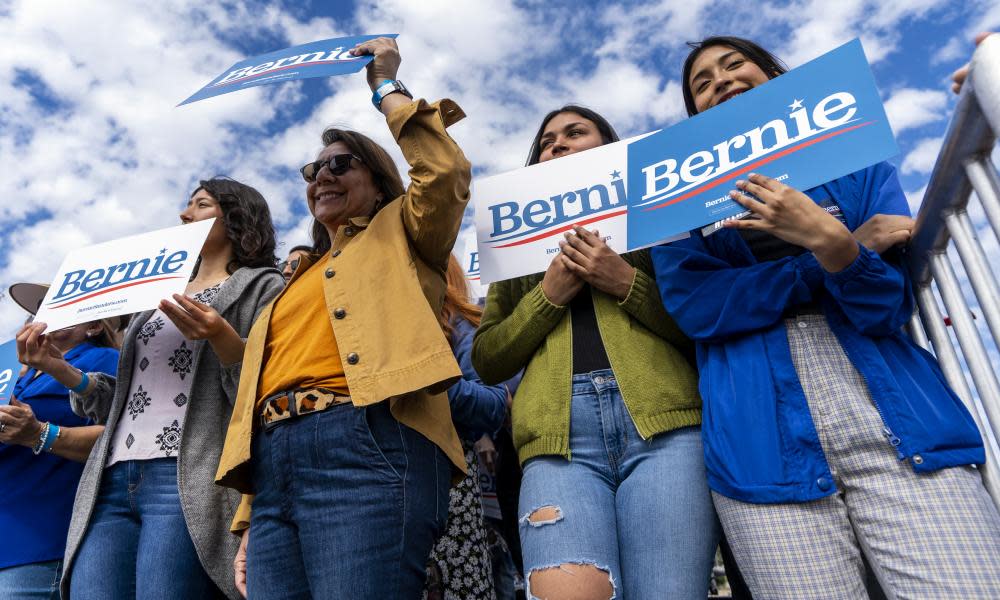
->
[907,34,1000,505]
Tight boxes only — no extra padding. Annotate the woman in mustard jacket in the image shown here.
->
[216,37,472,599]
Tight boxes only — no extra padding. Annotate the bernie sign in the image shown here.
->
[627,38,898,247]
[472,39,897,283]
[33,219,215,331]
[0,339,18,406]
[179,34,397,106]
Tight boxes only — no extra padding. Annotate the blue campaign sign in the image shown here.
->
[626,39,899,249]
[0,339,20,406]
[179,34,397,106]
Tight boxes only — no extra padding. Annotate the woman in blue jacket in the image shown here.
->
[0,315,120,600]
[424,254,508,600]
[653,36,1000,598]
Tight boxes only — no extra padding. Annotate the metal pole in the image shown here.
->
[907,311,930,351]
[944,210,1000,346]
[964,159,1000,245]
[914,283,974,404]
[929,252,1000,503]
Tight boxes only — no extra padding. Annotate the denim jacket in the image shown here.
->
[652,162,984,504]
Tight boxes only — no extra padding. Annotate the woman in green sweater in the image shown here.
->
[471,105,718,600]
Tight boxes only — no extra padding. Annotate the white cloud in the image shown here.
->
[883,87,949,134]
[902,135,944,174]
[905,183,928,215]
[0,0,993,338]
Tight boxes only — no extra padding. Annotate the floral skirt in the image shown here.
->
[424,447,496,600]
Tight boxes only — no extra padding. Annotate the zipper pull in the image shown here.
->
[883,427,905,460]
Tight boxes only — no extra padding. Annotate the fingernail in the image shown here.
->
[748,172,756,177]
[736,180,744,186]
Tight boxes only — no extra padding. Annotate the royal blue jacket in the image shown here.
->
[652,162,984,504]
[0,342,119,568]
[448,317,507,442]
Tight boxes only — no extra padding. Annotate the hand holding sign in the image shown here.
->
[159,294,245,366]
[540,249,585,306]
[726,173,858,272]
[0,398,42,447]
[351,37,402,92]
[16,322,65,375]
[560,227,636,300]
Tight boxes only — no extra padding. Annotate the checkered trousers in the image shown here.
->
[713,314,1000,600]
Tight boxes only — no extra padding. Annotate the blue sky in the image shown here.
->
[2,0,1000,336]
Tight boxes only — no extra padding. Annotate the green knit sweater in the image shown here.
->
[471,249,701,465]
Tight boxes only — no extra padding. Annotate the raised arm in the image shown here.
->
[352,37,472,268]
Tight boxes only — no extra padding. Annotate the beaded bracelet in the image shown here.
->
[32,422,50,455]
[42,423,60,453]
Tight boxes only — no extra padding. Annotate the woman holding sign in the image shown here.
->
[215,37,472,599]
[20,178,284,599]
[472,106,717,599]
[0,308,120,600]
[654,36,1000,598]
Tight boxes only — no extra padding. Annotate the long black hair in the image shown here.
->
[681,36,788,116]
[525,104,620,166]
[309,128,405,256]
[193,177,278,273]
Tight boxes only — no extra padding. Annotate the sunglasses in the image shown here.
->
[300,153,362,182]
[278,258,301,272]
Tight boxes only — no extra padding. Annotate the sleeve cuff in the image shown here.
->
[527,282,570,317]
[618,267,649,309]
[387,98,466,141]
[827,242,876,285]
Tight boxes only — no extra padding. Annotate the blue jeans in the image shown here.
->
[0,560,61,600]
[70,458,219,599]
[519,370,719,599]
[247,401,451,599]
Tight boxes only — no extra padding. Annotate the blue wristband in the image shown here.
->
[70,371,89,394]
[42,423,59,452]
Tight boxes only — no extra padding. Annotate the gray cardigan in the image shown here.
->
[62,266,284,599]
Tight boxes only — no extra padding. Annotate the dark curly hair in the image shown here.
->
[681,36,788,116]
[309,128,405,256]
[192,177,278,273]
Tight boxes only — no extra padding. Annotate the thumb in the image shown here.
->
[10,397,25,407]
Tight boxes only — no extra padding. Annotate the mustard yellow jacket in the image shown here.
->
[215,99,471,529]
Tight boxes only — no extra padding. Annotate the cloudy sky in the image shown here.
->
[1,0,999,338]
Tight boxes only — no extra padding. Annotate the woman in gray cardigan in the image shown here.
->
[19,178,284,599]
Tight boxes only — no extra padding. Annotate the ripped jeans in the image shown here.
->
[518,370,719,599]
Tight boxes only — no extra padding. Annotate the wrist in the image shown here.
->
[812,223,859,273]
[616,267,637,301]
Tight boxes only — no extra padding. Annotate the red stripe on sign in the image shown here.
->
[492,208,627,249]
[641,121,876,212]
[48,276,185,309]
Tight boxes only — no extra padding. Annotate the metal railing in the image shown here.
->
[907,34,1000,505]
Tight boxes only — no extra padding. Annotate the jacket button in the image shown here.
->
[912,455,924,465]
[325,269,335,278]
[332,249,341,258]
[816,477,831,491]
[334,308,346,319]
[346,352,359,365]
[344,226,356,237]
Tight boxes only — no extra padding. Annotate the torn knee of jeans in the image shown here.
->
[527,562,616,600]
[522,505,563,527]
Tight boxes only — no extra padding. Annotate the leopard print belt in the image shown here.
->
[259,388,352,429]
